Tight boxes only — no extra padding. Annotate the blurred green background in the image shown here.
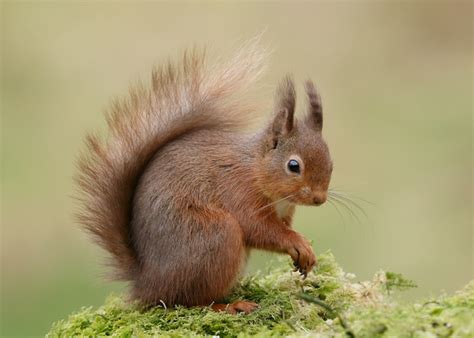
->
[1,1,472,336]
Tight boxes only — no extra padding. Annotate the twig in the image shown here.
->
[297,292,355,338]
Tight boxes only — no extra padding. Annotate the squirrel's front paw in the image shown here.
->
[288,235,317,279]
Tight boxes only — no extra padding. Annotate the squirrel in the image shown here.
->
[75,40,333,314]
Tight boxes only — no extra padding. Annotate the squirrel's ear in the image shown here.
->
[270,76,295,146]
[304,80,323,132]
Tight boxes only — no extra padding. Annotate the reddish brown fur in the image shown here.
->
[75,40,332,311]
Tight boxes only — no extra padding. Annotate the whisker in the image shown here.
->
[329,192,369,220]
[328,188,375,236]
[328,195,362,225]
[326,198,346,227]
[327,196,355,220]
[328,189,374,206]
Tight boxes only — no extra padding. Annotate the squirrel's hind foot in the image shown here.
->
[212,300,259,314]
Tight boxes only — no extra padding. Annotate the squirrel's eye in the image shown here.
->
[287,159,300,174]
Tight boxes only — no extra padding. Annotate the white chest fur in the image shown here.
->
[274,200,293,219]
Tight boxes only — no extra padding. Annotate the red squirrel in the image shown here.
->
[75,41,333,314]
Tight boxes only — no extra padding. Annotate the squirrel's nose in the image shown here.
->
[313,192,327,206]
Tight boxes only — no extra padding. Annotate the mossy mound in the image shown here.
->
[47,252,474,337]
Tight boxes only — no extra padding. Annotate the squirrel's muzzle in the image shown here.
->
[312,192,327,206]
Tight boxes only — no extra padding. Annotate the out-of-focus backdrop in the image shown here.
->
[1,1,472,336]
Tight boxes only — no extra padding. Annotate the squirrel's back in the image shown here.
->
[132,129,244,211]
[75,39,267,281]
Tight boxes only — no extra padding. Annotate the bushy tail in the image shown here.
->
[75,39,267,280]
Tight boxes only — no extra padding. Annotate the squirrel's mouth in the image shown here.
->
[292,197,325,207]
[306,200,326,207]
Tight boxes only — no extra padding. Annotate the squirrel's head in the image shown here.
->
[258,77,332,206]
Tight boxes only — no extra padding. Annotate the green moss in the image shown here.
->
[47,252,473,337]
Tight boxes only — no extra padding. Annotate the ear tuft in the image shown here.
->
[305,80,323,131]
[272,76,296,137]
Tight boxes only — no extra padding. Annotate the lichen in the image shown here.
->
[47,252,474,337]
